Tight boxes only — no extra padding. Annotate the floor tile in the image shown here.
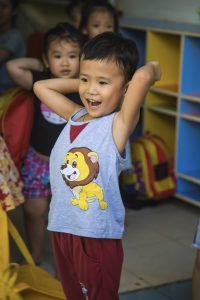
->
[119,268,151,293]
[156,280,192,300]
[120,288,170,300]
[119,280,192,300]
[123,238,195,286]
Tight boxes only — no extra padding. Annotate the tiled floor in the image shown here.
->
[119,279,192,300]
[119,198,199,294]
[8,197,200,299]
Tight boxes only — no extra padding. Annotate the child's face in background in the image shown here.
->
[84,9,115,39]
[0,0,15,30]
[44,39,80,79]
[79,58,126,118]
[69,5,82,29]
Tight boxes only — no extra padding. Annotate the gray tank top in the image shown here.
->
[48,108,126,239]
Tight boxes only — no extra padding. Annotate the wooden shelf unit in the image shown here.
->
[120,18,200,207]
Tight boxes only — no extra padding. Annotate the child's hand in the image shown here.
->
[147,61,161,82]
[133,61,161,87]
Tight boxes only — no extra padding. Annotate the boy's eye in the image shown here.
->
[99,81,107,85]
[80,77,87,82]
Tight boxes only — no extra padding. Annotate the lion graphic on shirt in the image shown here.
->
[60,147,108,211]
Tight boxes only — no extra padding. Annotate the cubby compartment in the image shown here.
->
[181,36,200,98]
[121,18,200,206]
[120,27,146,67]
[180,99,200,121]
[176,119,200,180]
[146,31,181,94]
[143,110,176,155]
[176,177,200,205]
[146,91,177,117]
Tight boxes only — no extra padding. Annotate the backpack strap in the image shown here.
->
[8,217,35,266]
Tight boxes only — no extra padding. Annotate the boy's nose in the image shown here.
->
[87,83,97,94]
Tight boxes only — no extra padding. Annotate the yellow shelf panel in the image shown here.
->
[143,111,176,155]
[147,32,181,86]
[145,91,177,116]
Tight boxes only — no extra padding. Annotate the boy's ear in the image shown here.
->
[123,82,129,95]
[42,54,49,68]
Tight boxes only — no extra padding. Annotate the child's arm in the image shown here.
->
[6,58,44,90]
[113,61,161,153]
[33,78,82,121]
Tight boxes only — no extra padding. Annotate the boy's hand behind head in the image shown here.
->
[148,61,161,82]
[133,61,161,87]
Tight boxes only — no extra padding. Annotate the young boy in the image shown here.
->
[34,31,161,300]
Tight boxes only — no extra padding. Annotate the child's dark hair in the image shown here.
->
[43,22,86,57]
[79,1,119,33]
[66,0,85,20]
[80,32,139,83]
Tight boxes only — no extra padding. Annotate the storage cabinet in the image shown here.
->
[120,18,200,207]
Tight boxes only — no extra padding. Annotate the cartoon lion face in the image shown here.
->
[61,147,99,188]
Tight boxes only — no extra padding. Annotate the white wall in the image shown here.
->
[116,0,200,24]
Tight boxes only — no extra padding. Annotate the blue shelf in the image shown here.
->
[181,37,200,95]
[177,119,200,176]
[180,99,200,113]
[120,18,200,34]
[176,178,200,203]
[120,28,146,67]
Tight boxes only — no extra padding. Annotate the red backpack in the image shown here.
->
[0,89,34,169]
[123,133,176,201]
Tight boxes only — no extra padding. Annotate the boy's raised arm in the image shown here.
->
[114,61,161,152]
[6,57,44,90]
[33,78,82,121]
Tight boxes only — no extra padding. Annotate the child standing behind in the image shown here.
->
[34,32,161,300]
[0,0,26,94]
[6,22,85,264]
[79,0,119,38]
[80,0,135,187]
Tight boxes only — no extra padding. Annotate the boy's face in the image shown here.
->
[44,39,80,79]
[84,10,115,39]
[79,58,126,118]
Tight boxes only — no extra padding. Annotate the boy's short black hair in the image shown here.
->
[43,22,86,56]
[80,31,139,83]
[79,1,119,33]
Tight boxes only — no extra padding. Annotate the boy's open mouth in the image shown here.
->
[87,99,101,107]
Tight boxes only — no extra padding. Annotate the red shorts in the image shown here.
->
[52,232,123,300]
